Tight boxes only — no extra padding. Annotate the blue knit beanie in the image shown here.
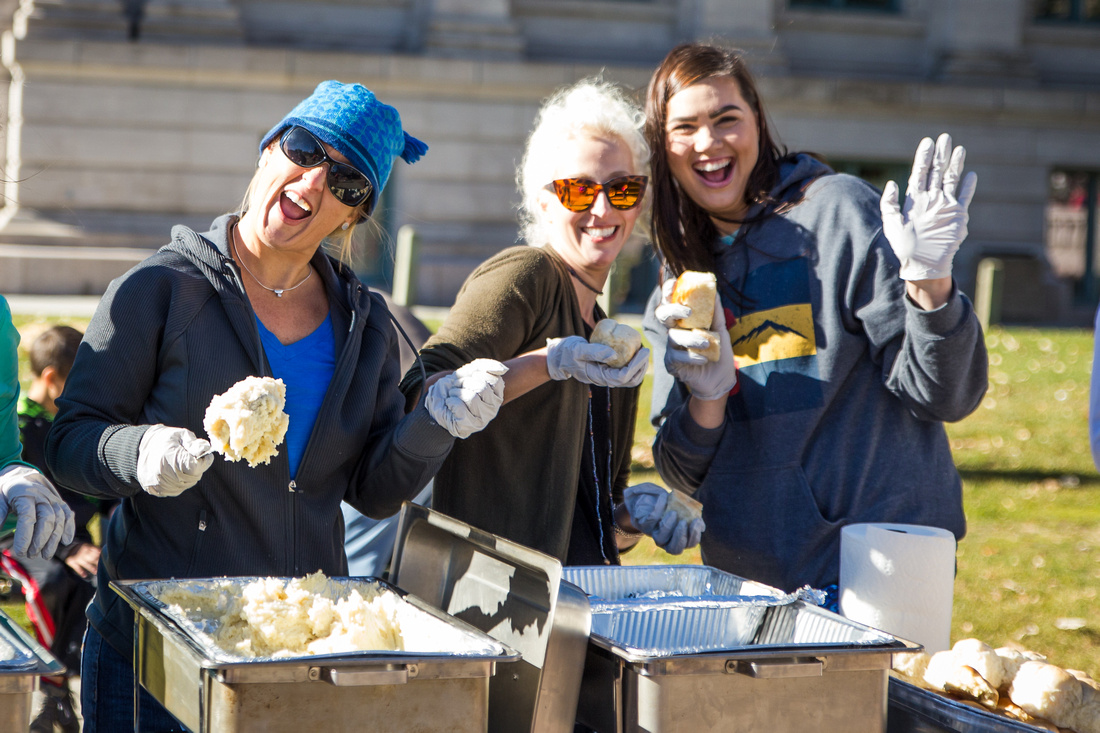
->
[259,80,427,208]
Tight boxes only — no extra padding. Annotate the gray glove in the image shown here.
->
[653,278,692,329]
[665,296,737,401]
[880,132,978,281]
[0,465,76,559]
[425,359,508,439]
[621,482,705,556]
[546,336,649,388]
[137,425,214,497]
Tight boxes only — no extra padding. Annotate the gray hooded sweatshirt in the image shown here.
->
[644,154,988,593]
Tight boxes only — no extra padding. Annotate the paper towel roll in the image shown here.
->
[838,523,956,654]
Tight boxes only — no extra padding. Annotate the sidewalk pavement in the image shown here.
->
[5,295,102,318]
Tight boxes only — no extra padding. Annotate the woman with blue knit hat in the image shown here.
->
[46,80,505,731]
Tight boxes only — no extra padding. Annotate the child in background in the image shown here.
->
[2,324,113,733]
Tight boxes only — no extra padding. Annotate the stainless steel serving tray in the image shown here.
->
[562,564,916,733]
[390,503,593,733]
[114,575,521,733]
[1,608,66,731]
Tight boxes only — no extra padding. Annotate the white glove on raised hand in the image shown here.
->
[137,425,214,497]
[0,465,76,559]
[880,132,978,281]
[425,358,508,439]
[545,336,649,388]
[665,296,737,402]
[621,483,705,556]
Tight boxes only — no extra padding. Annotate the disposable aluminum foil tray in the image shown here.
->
[563,564,783,604]
[125,576,514,665]
[888,677,1054,733]
[587,597,903,660]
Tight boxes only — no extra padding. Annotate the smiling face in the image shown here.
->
[237,135,360,256]
[539,133,642,284]
[664,76,760,233]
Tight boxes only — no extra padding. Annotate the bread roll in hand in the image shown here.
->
[670,271,717,330]
[590,318,642,368]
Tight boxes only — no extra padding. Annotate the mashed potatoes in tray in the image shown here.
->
[156,572,404,658]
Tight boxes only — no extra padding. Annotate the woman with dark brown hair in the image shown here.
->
[642,42,988,597]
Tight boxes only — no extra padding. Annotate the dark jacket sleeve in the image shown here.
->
[45,267,166,500]
[344,294,454,518]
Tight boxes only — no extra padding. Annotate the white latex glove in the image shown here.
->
[545,336,649,388]
[137,425,214,497]
[880,132,978,281]
[653,278,692,329]
[665,296,737,402]
[425,358,508,439]
[0,465,76,559]
[621,483,705,556]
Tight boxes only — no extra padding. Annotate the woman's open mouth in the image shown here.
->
[280,190,312,221]
[693,158,734,187]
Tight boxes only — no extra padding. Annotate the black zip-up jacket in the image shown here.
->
[46,215,454,656]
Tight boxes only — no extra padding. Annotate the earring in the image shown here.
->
[341,222,350,231]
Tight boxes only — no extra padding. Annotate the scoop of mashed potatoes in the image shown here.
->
[203,376,289,467]
[158,572,404,658]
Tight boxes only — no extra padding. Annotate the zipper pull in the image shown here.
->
[288,480,297,493]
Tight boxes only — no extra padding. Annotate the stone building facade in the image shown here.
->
[0,0,1098,323]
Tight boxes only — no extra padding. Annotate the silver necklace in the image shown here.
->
[231,234,312,298]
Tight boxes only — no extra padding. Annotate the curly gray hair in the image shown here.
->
[517,78,650,246]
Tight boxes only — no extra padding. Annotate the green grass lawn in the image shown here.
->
[3,317,1098,677]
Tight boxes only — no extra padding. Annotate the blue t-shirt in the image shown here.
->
[256,313,335,478]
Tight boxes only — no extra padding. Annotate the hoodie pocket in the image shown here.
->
[695,462,841,591]
[185,509,209,576]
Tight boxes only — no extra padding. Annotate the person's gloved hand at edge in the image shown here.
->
[0,465,76,558]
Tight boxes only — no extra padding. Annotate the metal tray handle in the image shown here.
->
[727,657,824,679]
[314,664,415,686]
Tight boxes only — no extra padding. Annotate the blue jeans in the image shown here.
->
[81,625,187,732]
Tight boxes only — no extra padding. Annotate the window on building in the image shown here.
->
[1035,0,1100,22]
[789,0,898,10]
[827,159,910,193]
[1046,169,1100,304]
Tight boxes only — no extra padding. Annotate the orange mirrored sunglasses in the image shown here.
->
[549,175,648,212]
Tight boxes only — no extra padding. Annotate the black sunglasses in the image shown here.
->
[548,175,648,212]
[279,126,375,213]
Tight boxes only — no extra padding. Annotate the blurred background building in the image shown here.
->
[0,0,1097,323]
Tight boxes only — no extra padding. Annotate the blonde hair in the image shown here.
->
[517,78,650,247]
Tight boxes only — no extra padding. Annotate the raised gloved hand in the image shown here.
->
[425,358,508,439]
[545,336,649,388]
[137,425,214,497]
[664,295,737,402]
[880,132,978,281]
[0,465,76,558]
[621,482,705,556]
